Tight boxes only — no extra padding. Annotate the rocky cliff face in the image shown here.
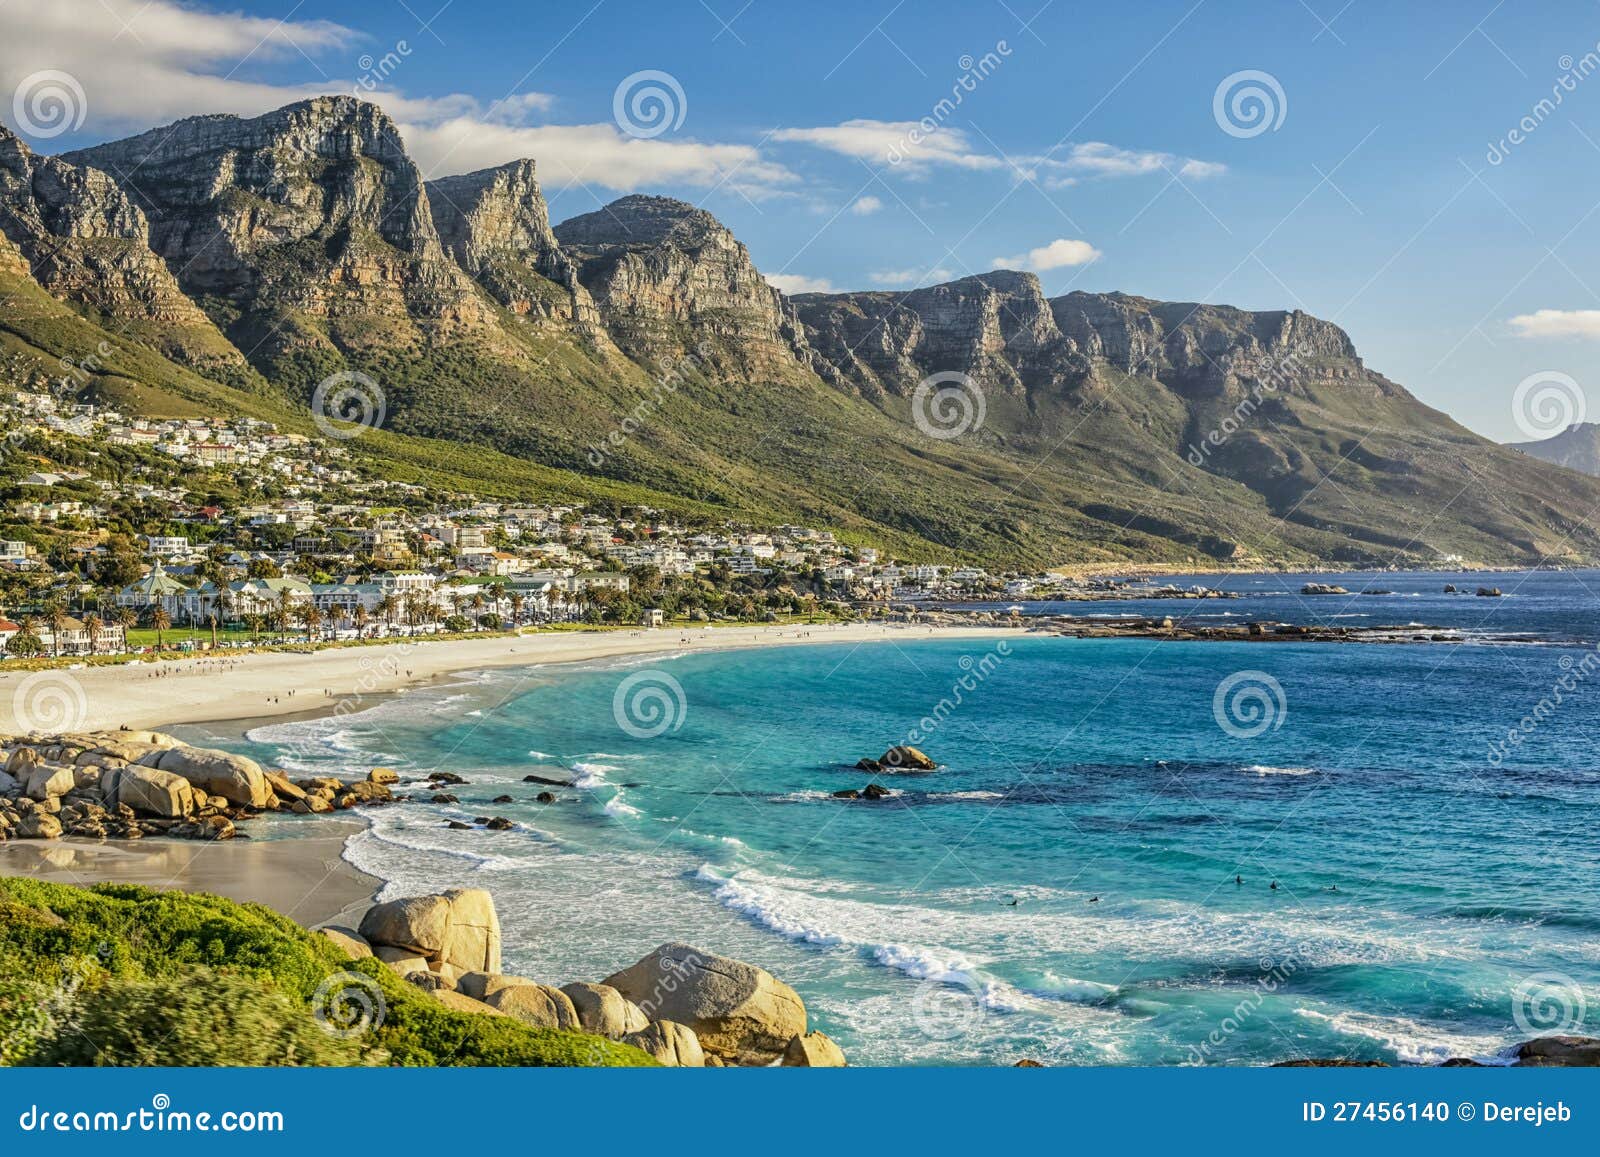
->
[64,97,498,376]
[794,271,1087,400]
[0,126,244,372]
[426,160,602,334]
[554,195,814,378]
[1508,423,1600,477]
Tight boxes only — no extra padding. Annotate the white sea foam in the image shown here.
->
[1242,765,1318,777]
[568,762,619,788]
[1293,1008,1512,1065]
[603,795,641,818]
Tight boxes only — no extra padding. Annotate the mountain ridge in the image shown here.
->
[6,95,1599,568]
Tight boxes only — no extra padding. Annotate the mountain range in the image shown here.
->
[3,94,1598,567]
[1508,424,1600,478]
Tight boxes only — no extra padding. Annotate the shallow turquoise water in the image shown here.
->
[188,619,1600,1066]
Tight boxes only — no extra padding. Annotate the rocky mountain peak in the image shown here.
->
[553,195,814,377]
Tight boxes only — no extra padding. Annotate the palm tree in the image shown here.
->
[114,605,136,648]
[208,613,220,650]
[298,603,323,643]
[377,594,397,632]
[352,603,370,638]
[46,600,69,658]
[150,605,171,651]
[509,592,525,626]
[83,612,103,655]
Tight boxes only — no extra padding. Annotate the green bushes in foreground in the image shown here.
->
[0,877,655,1068]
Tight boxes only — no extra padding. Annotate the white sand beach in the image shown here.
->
[0,622,1020,734]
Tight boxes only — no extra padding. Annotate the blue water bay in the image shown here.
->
[187,593,1600,1066]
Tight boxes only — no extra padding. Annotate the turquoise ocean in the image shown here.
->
[177,570,1600,1066]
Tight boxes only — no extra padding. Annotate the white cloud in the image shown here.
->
[992,238,1101,271]
[776,119,1223,183]
[850,195,883,215]
[765,273,835,295]
[1,0,796,195]
[1509,309,1600,339]
[869,267,954,286]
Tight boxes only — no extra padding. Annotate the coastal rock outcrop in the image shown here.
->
[358,888,502,974]
[1511,1035,1600,1066]
[137,746,272,808]
[621,1019,706,1067]
[782,1030,847,1067]
[486,982,581,1029]
[560,981,650,1038]
[104,766,198,818]
[603,943,808,1065]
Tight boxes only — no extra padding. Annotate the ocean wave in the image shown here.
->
[603,795,641,818]
[569,762,620,788]
[1293,1008,1512,1065]
[1242,765,1318,777]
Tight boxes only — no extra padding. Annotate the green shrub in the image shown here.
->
[0,879,656,1068]
[29,970,365,1067]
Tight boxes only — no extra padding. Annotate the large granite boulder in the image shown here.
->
[560,981,649,1038]
[880,745,936,770]
[1513,1035,1600,1066]
[782,1030,847,1066]
[621,1020,706,1067]
[486,983,580,1029]
[17,811,62,839]
[25,763,75,800]
[457,972,536,1002]
[104,766,198,818]
[139,745,272,808]
[603,943,807,1065]
[358,888,501,974]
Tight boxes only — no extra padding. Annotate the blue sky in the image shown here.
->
[8,0,1600,442]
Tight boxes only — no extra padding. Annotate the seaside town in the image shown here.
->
[0,391,1059,660]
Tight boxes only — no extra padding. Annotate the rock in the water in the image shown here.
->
[447,820,471,830]
[603,943,807,1065]
[317,926,373,959]
[861,783,890,800]
[358,888,502,974]
[831,788,861,799]
[560,982,649,1038]
[491,794,513,804]
[621,1020,706,1067]
[782,1030,847,1066]
[535,791,556,804]
[486,982,581,1029]
[368,767,399,784]
[1512,1035,1600,1066]
[879,745,936,771]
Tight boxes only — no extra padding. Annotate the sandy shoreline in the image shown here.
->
[0,820,379,927]
[0,622,1020,734]
[0,624,1016,921]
